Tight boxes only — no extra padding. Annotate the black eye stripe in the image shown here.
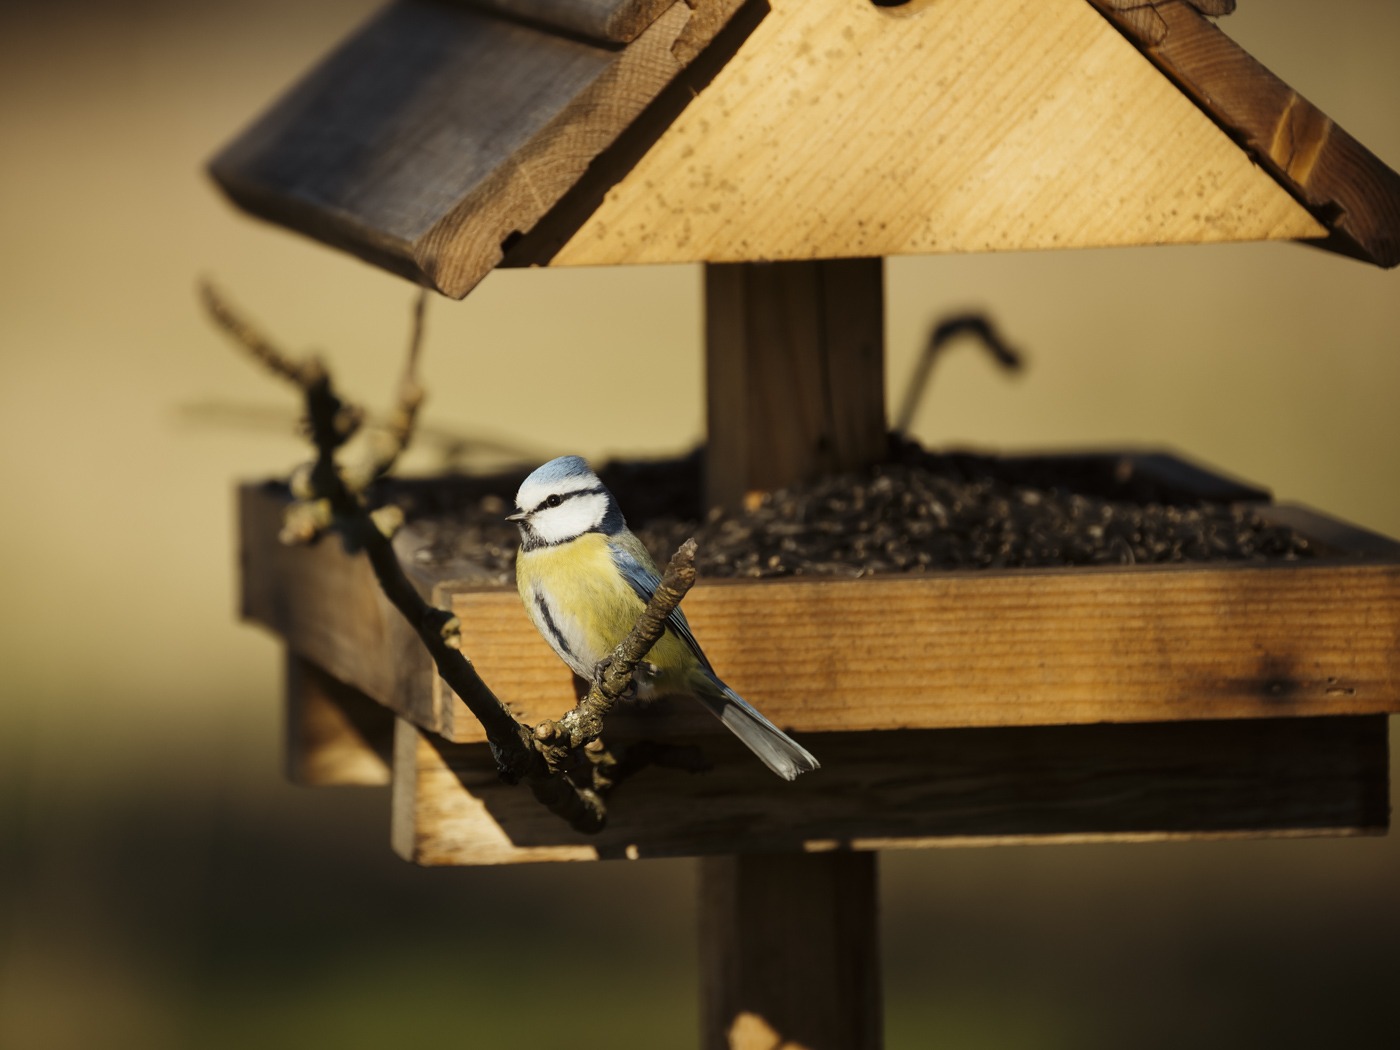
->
[530,484,605,515]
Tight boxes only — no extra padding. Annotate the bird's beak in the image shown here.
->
[505,510,528,523]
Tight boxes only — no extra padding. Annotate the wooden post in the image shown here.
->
[284,650,394,787]
[704,258,887,509]
[701,258,887,1048]
[700,852,881,1050]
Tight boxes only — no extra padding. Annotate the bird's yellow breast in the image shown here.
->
[515,533,697,689]
[517,533,637,639]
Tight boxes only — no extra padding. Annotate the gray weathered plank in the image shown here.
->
[452,0,674,42]
[210,0,744,297]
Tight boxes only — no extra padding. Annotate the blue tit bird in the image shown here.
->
[507,455,819,781]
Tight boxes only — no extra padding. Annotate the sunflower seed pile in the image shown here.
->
[642,467,1311,580]
[388,446,1314,585]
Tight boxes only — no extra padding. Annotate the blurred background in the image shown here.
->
[2,1,1398,1047]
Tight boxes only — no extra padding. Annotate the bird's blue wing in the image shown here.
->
[607,539,713,671]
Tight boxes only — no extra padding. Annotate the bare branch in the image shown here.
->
[199,280,321,389]
[531,540,698,789]
[204,280,700,834]
[200,281,364,452]
[539,539,699,753]
[343,288,428,493]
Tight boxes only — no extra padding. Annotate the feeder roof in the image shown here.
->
[210,0,1400,298]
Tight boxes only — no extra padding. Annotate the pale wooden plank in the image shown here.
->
[241,481,1400,745]
[1090,0,1400,267]
[700,853,881,1050]
[550,0,1324,267]
[285,650,393,787]
[209,0,744,298]
[390,716,1389,864]
[704,259,887,509]
[391,716,597,863]
[444,559,1400,742]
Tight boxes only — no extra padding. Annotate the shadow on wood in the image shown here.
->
[285,651,395,786]
[700,852,881,1050]
[389,716,1390,865]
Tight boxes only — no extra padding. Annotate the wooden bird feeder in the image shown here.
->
[215,2,1400,1047]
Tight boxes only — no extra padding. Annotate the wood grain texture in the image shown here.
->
[700,853,880,1050]
[699,253,885,1047]
[209,0,744,298]
[1095,0,1235,46]
[445,557,1400,743]
[1090,0,1400,267]
[453,0,673,43]
[241,483,440,729]
[551,0,1324,267]
[704,259,887,509]
[240,477,1400,747]
[390,715,1390,864]
[285,650,394,786]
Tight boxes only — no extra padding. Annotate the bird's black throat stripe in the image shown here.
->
[519,530,551,553]
[531,587,574,663]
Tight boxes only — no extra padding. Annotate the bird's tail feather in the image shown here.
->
[695,673,819,781]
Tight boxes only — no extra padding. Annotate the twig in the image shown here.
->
[343,289,427,493]
[203,280,692,833]
[895,312,1024,434]
[533,540,698,784]
[199,281,333,393]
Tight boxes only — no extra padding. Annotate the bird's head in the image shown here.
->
[508,455,623,547]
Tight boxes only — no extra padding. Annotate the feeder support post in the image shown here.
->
[700,852,882,1050]
[700,257,887,1049]
[703,258,887,509]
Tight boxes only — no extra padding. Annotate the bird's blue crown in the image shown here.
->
[522,455,595,488]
